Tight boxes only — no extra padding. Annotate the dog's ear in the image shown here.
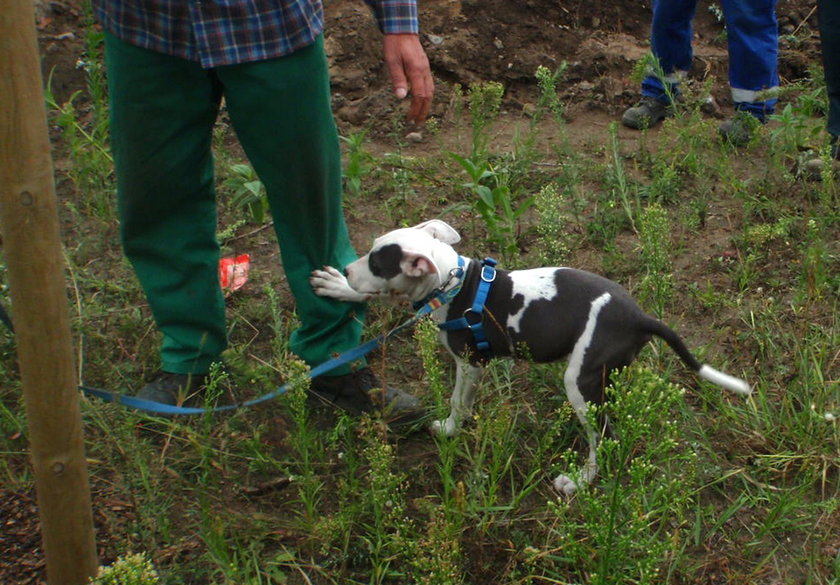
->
[412,220,461,244]
[400,251,438,277]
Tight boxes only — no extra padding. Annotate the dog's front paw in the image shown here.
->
[430,417,459,437]
[310,266,369,302]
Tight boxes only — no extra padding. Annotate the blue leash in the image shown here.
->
[79,275,462,416]
[79,333,389,416]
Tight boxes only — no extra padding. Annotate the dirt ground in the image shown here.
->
[4,0,828,583]
[39,0,821,132]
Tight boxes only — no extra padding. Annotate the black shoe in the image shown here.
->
[136,371,207,408]
[718,112,761,146]
[310,367,425,424]
[621,97,672,130]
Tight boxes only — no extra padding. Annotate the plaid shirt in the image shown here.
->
[93,0,419,68]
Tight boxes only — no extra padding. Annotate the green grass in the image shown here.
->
[1,54,838,585]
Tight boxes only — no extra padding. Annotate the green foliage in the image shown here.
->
[451,153,534,263]
[341,130,374,197]
[637,203,674,316]
[44,7,113,218]
[223,163,269,224]
[91,553,159,585]
[534,183,570,265]
[467,81,505,162]
[546,367,698,585]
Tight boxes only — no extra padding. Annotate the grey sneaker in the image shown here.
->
[802,157,840,181]
[310,367,425,424]
[801,143,840,181]
[718,112,761,146]
[137,371,207,407]
[621,97,671,130]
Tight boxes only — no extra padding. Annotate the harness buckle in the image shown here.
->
[480,257,497,283]
[462,308,483,327]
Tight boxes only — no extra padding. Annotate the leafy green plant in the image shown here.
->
[90,552,159,585]
[546,366,698,585]
[282,357,323,524]
[768,102,821,155]
[451,153,534,263]
[43,8,113,218]
[509,64,569,178]
[358,417,413,584]
[467,81,505,163]
[223,163,269,224]
[637,203,674,316]
[341,130,374,197]
[45,80,114,218]
[604,121,640,235]
[534,183,571,265]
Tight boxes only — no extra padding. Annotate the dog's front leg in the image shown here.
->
[430,358,481,437]
[310,266,372,303]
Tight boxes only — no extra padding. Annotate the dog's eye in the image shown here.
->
[368,244,403,279]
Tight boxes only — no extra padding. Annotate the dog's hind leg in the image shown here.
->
[431,359,481,437]
[553,366,602,496]
[552,293,612,496]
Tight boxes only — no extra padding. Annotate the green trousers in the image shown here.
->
[104,33,365,376]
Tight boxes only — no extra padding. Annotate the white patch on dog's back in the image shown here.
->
[507,267,566,333]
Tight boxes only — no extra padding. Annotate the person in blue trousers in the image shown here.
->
[805,0,840,178]
[622,0,779,145]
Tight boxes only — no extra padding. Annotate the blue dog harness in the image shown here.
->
[432,257,498,359]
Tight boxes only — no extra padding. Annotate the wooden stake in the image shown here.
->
[0,3,99,585]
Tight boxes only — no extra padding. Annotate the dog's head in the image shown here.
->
[345,220,462,301]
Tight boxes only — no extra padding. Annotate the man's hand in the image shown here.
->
[382,34,434,125]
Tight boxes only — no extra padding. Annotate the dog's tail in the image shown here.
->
[643,317,751,396]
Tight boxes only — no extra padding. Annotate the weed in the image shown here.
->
[45,79,114,218]
[768,102,822,156]
[534,183,571,265]
[509,64,569,180]
[44,8,113,218]
[546,367,698,585]
[410,505,464,585]
[91,552,159,585]
[637,203,674,316]
[450,154,534,263]
[467,81,505,163]
[358,417,413,583]
[341,130,374,198]
[223,163,269,224]
[605,121,639,235]
[281,357,323,524]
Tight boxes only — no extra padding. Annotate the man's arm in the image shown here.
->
[364,0,434,125]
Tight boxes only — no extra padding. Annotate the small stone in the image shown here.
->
[405,131,423,143]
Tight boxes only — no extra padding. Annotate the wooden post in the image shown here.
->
[0,2,99,585]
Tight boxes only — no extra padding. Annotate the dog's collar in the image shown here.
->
[412,255,468,315]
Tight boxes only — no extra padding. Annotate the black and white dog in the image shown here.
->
[310,219,750,494]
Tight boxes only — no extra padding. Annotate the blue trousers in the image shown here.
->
[641,0,779,121]
[818,0,840,145]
